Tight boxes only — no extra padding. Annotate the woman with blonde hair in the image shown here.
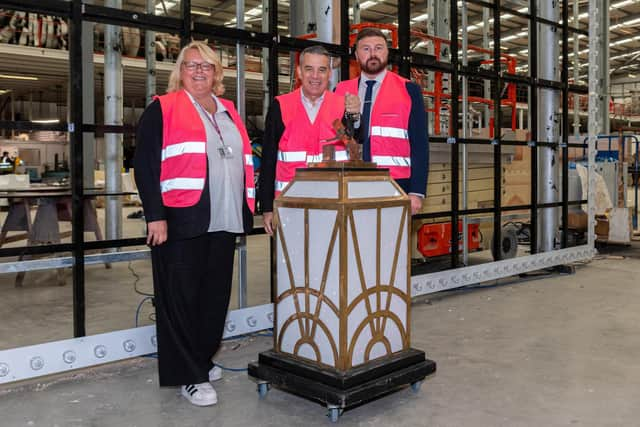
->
[134,40,255,406]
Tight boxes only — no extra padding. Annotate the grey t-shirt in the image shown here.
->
[189,93,245,233]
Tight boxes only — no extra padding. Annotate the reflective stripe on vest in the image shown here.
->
[372,155,411,167]
[161,141,206,161]
[277,150,348,164]
[278,151,307,162]
[371,126,408,140]
[160,177,206,193]
[245,154,253,166]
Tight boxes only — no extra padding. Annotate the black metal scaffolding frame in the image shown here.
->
[0,0,588,337]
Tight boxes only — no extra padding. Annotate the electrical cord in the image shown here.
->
[213,363,249,372]
[221,329,273,342]
[135,296,154,327]
[129,260,153,297]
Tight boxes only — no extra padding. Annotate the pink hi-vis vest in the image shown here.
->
[274,89,346,195]
[156,90,255,212]
[335,72,411,179]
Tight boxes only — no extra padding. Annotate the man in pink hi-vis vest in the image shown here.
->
[335,28,429,215]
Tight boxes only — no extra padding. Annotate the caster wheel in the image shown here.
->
[257,382,270,398]
[327,406,342,423]
[411,380,423,392]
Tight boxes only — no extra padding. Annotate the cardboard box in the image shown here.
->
[595,214,609,240]
[568,211,588,231]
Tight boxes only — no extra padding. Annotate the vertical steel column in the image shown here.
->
[104,0,123,242]
[340,0,350,79]
[268,0,278,103]
[10,91,14,139]
[529,0,538,254]
[398,0,410,78]
[450,0,460,268]
[268,0,278,304]
[236,0,246,120]
[290,1,310,36]
[587,0,602,249]
[561,0,569,248]
[537,0,559,252]
[290,1,310,87]
[482,7,491,128]
[145,0,156,106]
[262,0,270,121]
[313,0,340,89]
[572,0,580,137]
[236,0,247,309]
[427,0,450,135]
[491,0,502,260]
[70,0,85,338]
[599,1,610,134]
[180,0,192,47]
[353,0,361,24]
[461,1,470,265]
[82,0,95,188]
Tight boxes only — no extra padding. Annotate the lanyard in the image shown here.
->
[194,100,234,159]
[196,101,227,147]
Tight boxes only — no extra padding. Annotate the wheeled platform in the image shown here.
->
[248,348,436,422]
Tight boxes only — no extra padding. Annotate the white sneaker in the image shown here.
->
[181,383,218,406]
[209,365,223,382]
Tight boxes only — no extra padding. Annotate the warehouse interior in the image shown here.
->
[1,0,640,425]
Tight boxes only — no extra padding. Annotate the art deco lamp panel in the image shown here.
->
[275,206,341,368]
[346,205,409,368]
[346,180,400,198]
[281,179,339,199]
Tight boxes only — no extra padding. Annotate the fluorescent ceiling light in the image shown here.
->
[0,74,38,81]
[155,0,176,15]
[611,35,640,47]
[0,89,10,95]
[612,0,634,8]
[412,13,429,22]
[360,1,377,9]
[225,5,264,25]
[619,17,640,26]
[32,119,60,124]
[191,9,210,17]
[629,73,637,78]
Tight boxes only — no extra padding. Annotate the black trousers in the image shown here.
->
[151,231,236,386]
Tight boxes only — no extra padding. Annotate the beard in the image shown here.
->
[360,56,387,74]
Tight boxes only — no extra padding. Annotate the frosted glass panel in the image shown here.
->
[349,321,373,366]
[277,207,305,295]
[277,294,299,351]
[284,180,338,198]
[369,342,387,360]
[380,206,405,288]
[384,295,407,351]
[348,181,400,198]
[352,209,378,290]
[308,209,338,296]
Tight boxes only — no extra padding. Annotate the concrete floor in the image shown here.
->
[1,239,640,426]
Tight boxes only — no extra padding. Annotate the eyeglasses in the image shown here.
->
[182,61,214,72]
